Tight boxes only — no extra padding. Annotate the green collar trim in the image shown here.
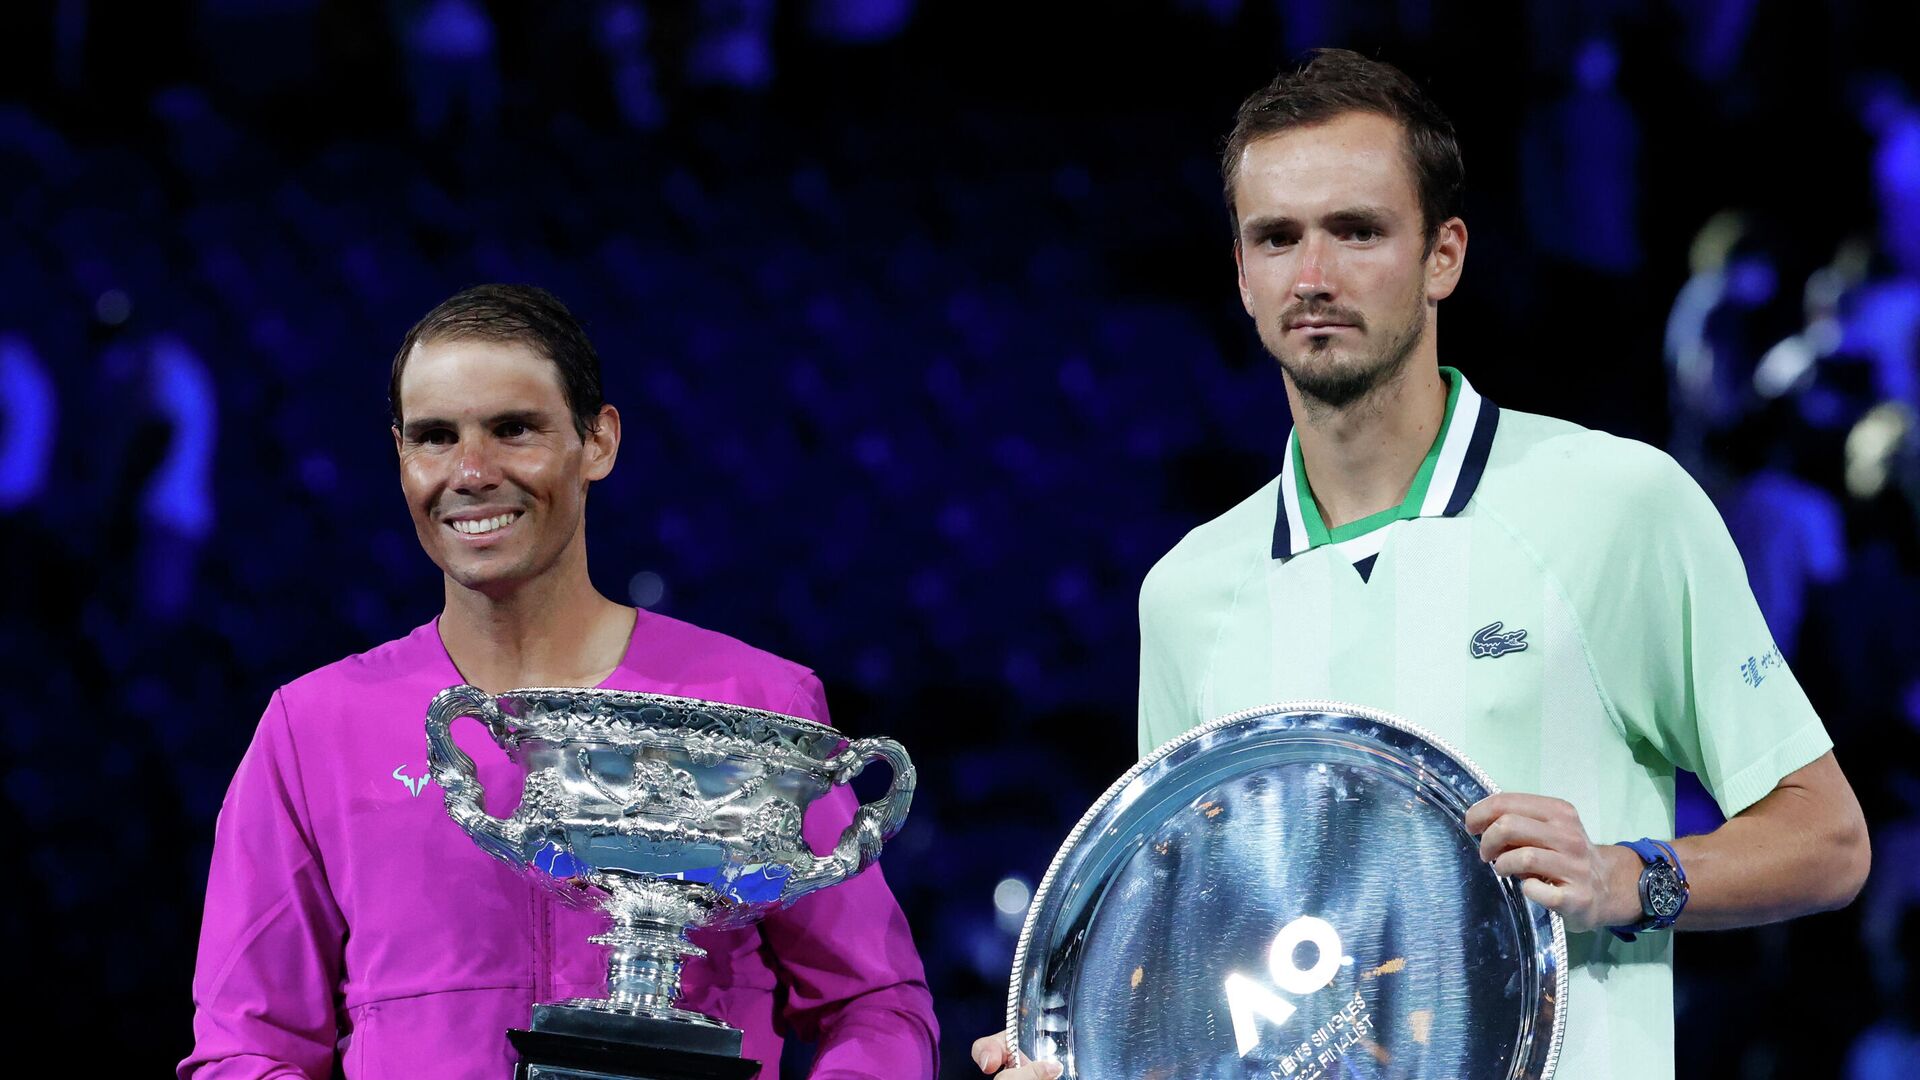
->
[1289,366,1464,550]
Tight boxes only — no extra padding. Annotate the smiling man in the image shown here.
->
[184,285,937,1078]
[976,50,1868,1079]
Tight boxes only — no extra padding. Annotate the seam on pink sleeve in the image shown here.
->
[203,887,307,1001]
[270,690,333,885]
[785,672,826,724]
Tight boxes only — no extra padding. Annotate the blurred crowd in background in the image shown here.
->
[3,1,1919,1076]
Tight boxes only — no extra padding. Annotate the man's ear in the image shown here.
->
[392,424,403,457]
[1425,217,1468,303]
[583,404,620,482]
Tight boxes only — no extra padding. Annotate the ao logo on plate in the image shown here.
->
[1224,915,1346,1057]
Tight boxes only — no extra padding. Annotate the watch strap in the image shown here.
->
[1608,837,1689,942]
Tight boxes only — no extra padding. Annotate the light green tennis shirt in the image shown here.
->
[1137,367,1832,1079]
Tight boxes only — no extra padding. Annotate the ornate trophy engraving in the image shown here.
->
[426,684,915,1080]
[1009,701,1566,1079]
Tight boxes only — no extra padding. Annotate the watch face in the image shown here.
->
[1645,863,1687,919]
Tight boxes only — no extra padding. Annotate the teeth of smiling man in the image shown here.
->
[450,513,518,535]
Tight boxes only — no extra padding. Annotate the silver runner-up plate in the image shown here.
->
[1009,701,1567,1079]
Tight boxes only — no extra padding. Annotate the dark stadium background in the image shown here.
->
[3,1,1918,1075]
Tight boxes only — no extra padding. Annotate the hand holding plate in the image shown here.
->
[971,1030,1060,1078]
[1466,791,1640,933]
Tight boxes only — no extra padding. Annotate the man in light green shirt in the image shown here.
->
[978,49,1869,1080]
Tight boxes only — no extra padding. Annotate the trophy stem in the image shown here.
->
[594,919,706,1014]
[573,879,731,1029]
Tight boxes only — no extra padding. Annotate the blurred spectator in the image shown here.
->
[1851,831,1920,1077]
[1863,76,1920,280]
[1752,238,1869,407]
[597,2,666,131]
[1664,211,1780,479]
[1721,417,1846,662]
[400,0,499,135]
[1843,77,1920,417]
[1670,0,1762,83]
[127,336,218,621]
[0,335,55,511]
[1521,35,1642,276]
[688,0,776,89]
[810,0,918,44]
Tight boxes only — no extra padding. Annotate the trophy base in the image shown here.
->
[510,1004,761,1080]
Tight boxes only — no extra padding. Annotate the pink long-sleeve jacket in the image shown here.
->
[182,614,937,1078]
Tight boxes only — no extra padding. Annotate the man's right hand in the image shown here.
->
[969,1031,1062,1078]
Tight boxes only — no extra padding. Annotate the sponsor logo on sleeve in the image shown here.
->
[1740,645,1785,688]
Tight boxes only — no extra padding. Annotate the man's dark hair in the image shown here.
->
[1222,49,1464,254]
[389,284,605,439]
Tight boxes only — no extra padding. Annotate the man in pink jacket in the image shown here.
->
[181,284,938,1078]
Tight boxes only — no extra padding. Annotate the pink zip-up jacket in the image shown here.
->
[182,614,937,1078]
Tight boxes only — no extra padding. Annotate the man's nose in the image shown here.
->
[453,443,502,493]
[1292,235,1334,301]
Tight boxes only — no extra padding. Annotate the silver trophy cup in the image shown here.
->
[425,684,915,1078]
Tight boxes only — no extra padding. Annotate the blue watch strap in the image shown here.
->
[1609,838,1690,942]
[1619,837,1666,868]
[1648,838,1689,886]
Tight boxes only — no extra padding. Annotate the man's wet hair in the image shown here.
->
[1222,48,1464,254]
[390,284,605,439]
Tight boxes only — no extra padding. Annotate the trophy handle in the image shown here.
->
[424,684,525,868]
[781,737,917,905]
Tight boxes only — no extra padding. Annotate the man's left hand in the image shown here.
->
[1463,793,1640,933]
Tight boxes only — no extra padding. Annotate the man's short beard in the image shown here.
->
[1269,295,1428,416]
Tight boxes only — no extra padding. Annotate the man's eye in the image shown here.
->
[1348,228,1380,242]
[422,429,455,445]
[497,422,529,438]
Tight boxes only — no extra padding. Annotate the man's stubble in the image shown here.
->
[1265,280,1430,423]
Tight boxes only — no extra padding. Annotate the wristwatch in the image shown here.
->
[1609,837,1689,942]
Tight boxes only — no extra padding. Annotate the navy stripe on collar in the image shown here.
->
[1271,371,1498,561]
[1442,393,1500,517]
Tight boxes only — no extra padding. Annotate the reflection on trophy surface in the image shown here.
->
[426,683,916,1079]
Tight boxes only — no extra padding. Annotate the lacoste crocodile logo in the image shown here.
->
[1469,621,1529,659]
[392,764,430,797]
